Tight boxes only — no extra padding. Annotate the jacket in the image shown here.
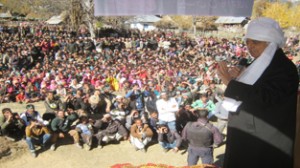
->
[223,49,299,168]
[130,123,153,139]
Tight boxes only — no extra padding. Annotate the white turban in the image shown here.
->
[245,17,286,48]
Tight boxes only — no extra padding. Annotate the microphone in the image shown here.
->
[237,58,248,69]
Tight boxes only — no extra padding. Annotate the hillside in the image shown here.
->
[0,0,70,18]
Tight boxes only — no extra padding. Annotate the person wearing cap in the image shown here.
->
[20,104,48,126]
[217,17,299,168]
[110,102,126,124]
[113,95,124,109]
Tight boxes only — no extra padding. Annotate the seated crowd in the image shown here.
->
[0,83,224,165]
[0,24,299,165]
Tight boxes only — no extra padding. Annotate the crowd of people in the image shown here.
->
[0,23,299,165]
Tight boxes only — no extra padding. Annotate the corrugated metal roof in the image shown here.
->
[0,13,12,18]
[46,15,63,25]
[215,16,246,24]
[125,15,161,24]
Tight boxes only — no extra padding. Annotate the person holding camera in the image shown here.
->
[0,108,25,141]
[25,119,52,157]
[182,109,223,166]
[125,83,146,115]
[157,124,182,153]
[63,90,87,111]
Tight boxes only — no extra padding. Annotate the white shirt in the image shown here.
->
[156,97,179,122]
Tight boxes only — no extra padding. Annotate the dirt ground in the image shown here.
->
[0,102,225,168]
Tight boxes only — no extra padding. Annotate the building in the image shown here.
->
[125,15,161,31]
[215,16,249,26]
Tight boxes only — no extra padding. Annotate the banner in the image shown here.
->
[94,0,254,17]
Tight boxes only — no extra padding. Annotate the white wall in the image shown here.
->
[130,23,157,31]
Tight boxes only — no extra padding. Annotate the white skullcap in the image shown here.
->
[245,17,286,48]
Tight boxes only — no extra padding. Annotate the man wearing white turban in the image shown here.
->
[217,17,298,168]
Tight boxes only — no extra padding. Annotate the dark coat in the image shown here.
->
[223,49,299,168]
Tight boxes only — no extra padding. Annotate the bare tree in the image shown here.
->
[81,0,95,38]
[70,0,95,38]
[70,0,83,32]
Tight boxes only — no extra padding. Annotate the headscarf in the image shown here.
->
[244,17,286,48]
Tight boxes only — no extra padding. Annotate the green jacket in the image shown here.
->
[191,100,216,113]
[50,113,78,133]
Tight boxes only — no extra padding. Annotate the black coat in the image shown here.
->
[223,49,299,168]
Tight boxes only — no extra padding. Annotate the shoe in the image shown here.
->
[50,144,56,151]
[97,145,103,149]
[84,144,92,151]
[163,148,169,153]
[6,137,16,142]
[140,148,146,153]
[134,146,139,151]
[75,143,82,149]
[172,147,179,153]
[31,151,37,158]
[40,145,46,151]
